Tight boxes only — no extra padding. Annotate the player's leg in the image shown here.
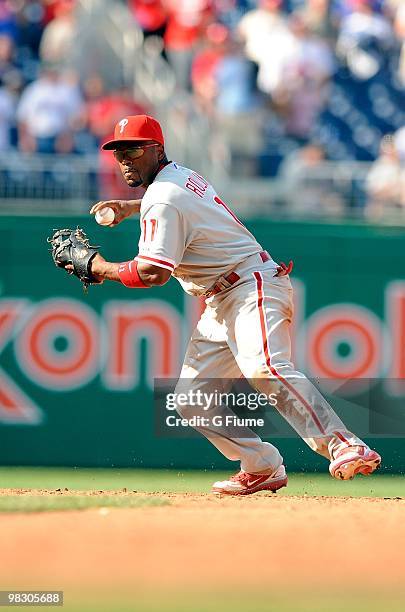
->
[174,303,287,491]
[225,271,381,480]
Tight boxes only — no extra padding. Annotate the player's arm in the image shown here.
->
[91,255,170,286]
[91,202,185,288]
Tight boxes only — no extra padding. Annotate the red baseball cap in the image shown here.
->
[101,115,164,150]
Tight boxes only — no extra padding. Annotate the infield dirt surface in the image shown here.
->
[0,486,405,611]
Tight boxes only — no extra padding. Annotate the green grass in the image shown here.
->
[0,467,404,498]
[0,494,168,513]
[25,590,405,612]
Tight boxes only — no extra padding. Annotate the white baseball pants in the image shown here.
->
[176,253,366,474]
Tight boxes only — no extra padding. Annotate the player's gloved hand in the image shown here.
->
[90,199,142,226]
[48,227,101,291]
[274,260,293,277]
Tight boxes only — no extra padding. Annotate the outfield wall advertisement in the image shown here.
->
[0,216,404,471]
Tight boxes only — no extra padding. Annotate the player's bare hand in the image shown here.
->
[89,199,142,226]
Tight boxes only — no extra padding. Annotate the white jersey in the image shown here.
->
[135,162,269,296]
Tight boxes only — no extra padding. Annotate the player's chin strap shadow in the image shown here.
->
[274,260,294,277]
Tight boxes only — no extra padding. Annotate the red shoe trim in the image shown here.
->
[332,450,381,474]
[213,476,288,496]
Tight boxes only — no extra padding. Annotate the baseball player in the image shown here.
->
[87,114,381,495]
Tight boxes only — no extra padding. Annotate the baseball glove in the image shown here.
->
[48,227,100,291]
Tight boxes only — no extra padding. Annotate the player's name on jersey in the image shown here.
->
[165,415,265,428]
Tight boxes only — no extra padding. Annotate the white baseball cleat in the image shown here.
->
[212,465,288,496]
[329,445,381,480]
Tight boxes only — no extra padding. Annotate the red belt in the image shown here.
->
[205,250,271,297]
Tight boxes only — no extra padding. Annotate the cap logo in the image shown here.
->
[119,118,129,134]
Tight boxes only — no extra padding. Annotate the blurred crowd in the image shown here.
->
[130,0,405,216]
[0,0,151,157]
[365,129,405,219]
[0,0,404,216]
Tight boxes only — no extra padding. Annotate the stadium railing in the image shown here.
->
[2,152,403,224]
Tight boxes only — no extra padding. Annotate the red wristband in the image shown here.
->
[118,260,148,288]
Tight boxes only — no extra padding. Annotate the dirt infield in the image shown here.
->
[0,490,404,600]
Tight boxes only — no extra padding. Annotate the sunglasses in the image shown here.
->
[113,144,159,163]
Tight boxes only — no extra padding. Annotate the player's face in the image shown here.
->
[114,140,163,188]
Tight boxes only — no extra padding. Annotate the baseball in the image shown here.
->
[95,207,115,226]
